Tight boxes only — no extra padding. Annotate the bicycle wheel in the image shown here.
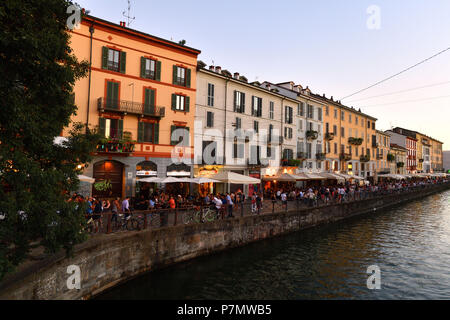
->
[183,212,194,225]
[203,209,216,222]
[126,218,135,231]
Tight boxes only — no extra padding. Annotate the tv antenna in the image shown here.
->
[122,0,135,27]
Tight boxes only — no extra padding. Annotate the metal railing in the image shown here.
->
[85,181,450,235]
[97,97,165,118]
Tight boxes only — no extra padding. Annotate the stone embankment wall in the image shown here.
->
[1,183,449,300]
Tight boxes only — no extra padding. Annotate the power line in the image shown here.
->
[340,46,450,101]
[346,81,450,103]
[361,94,450,108]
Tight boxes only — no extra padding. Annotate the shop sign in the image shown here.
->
[136,170,157,177]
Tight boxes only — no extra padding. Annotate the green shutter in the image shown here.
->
[172,65,177,85]
[102,47,108,69]
[112,82,119,109]
[156,61,161,81]
[144,89,155,115]
[118,119,123,139]
[99,118,106,137]
[140,57,146,78]
[171,94,177,110]
[120,51,126,74]
[154,123,160,144]
[138,122,144,142]
[106,81,113,108]
[185,96,190,112]
[186,68,191,88]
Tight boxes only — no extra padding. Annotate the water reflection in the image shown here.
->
[98,191,450,300]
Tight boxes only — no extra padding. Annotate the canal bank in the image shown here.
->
[1,183,449,300]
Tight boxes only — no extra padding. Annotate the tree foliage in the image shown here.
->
[0,0,99,280]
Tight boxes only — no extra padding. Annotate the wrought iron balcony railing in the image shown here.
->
[340,153,352,161]
[316,153,326,161]
[325,132,335,141]
[97,97,165,118]
[306,130,318,140]
[360,155,371,162]
[348,137,363,145]
[96,140,135,155]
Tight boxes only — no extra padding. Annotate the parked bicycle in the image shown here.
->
[183,206,220,224]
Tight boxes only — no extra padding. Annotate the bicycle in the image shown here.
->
[111,213,133,232]
[183,206,218,224]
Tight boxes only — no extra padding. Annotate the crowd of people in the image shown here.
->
[70,176,449,229]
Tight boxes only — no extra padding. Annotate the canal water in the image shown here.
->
[97,190,450,300]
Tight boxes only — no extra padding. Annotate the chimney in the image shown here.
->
[215,66,222,73]
[331,96,334,101]
[290,81,294,91]
[209,65,215,71]
[295,85,303,92]
[266,83,271,91]
[234,72,240,79]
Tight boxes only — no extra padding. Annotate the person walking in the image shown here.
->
[226,193,234,218]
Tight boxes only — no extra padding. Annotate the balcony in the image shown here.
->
[96,140,136,155]
[348,137,363,146]
[387,154,395,162]
[397,162,405,168]
[376,154,383,160]
[306,130,318,140]
[281,159,302,167]
[422,139,431,146]
[316,153,326,161]
[296,152,307,160]
[340,153,352,161]
[360,155,370,163]
[372,142,379,148]
[97,97,165,118]
[419,158,424,163]
[325,132,335,141]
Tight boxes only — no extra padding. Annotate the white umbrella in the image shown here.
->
[206,171,261,184]
[318,172,345,183]
[263,173,301,182]
[138,177,163,183]
[54,136,69,147]
[190,177,221,184]
[78,175,95,184]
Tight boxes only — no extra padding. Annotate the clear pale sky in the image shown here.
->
[75,0,450,149]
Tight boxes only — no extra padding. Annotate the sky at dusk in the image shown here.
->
[75,0,450,149]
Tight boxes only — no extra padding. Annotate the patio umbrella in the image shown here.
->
[206,171,261,184]
[138,177,163,183]
[318,172,345,183]
[77,175,95,184]
[263,173,301,182]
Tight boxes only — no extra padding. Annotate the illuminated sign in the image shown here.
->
[136,170,157,176]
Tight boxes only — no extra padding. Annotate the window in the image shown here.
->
[172,66,191,87]
[207,111,214,128]
[252,96,262,117]
[170,125,190,146]
[102,47,126,73]
[99,117,123,139]
[284,127,293,139]
[138,122,160,144]
[367,120,371,128]
[325,106,329,116]
[207,83,215,107]
[285,106,293,124]
[171,94,189,112]
[233,138,244,159]
[318,108,322,121]
[269,102,274,119]
[235,117,241,130]
[306,143,312,158]
[349,128,352,137]
[355,116,358,125]
[140,57,160,80]
[334,143,338,154]
[341,111,345,121]
[325,123,329,133]
[349,114,352,123]
[283,149,294,160]
[254,121,259,133]
[341,127,345,138]
[333,125,337,135]
[307,105,314,119]
[234,91,245,113]
[143,88,156,115]
[356,147,359,156]
[298,102,305,116]
[372,122,375,130]
[334,109,338,119]
[298,119,303,131]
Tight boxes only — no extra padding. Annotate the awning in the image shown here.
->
[263,173,305,182]
[178,177,221,184]
[138,177,163,183]
[78,175,95,184]
[335,173,364,181]
[205,171,261,184]
[318,172,345,183]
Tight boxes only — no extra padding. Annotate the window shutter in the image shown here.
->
[185,96,190,112]
[241,93,245,113]
[99,118,106,137]
[119,51,126,74]
[113,82,119,109]
[154,123,160,144]
[238,144,244,158]
[211,113,214,127]
[251,96,255,116]
[186,68,191,88]
[106,81,113,106]
[118,119,124,139]
[233,91,237,112]
[102,47,108,69]
[156,61,161,81]
[138,122,144,142]
[140,57,146,78]
[172,65,177,85]
[171,94,176,110]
